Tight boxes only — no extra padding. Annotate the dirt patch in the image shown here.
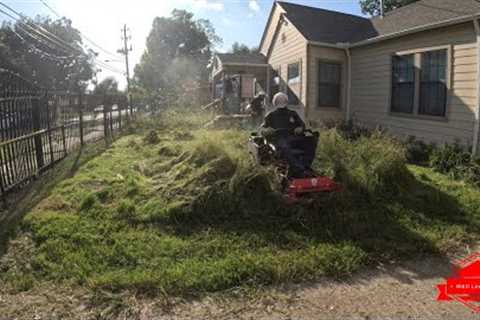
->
[2,250,479,320]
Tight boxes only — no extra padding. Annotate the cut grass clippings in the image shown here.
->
[1,111,480,296]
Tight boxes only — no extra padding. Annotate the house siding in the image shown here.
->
[350,22,477,146]
[306,45,347,124]
[267,13,308,118]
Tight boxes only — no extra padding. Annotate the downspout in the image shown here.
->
[473,19,480,157]
[345,47,352,123]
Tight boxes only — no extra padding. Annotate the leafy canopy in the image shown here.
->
[230,42,258,54]
[134,9,221,109]
[93,77,120,96]
[0,16,95,91]
[359,0,419,15]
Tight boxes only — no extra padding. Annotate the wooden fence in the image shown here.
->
[0,68,134,199]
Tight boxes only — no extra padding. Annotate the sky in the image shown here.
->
[2,0,366,89]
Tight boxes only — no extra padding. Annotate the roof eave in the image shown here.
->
[222,63,269,67]
[258,2,278,53]
[351,14,480,48]
[307,41,349,49]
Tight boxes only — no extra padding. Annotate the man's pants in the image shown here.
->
[275,135,316,178]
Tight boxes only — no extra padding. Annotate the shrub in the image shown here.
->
[321,119,373,141]
[430,142,480,186]
[405,136,434,165]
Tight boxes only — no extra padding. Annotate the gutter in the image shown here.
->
[307,14,480,50]
[473,19,480,157]
[345,47,352,122]
[351,14,480,48]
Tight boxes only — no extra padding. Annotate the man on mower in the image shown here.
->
[261,92,316,178]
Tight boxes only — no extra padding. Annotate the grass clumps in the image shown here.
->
[317,129,410,195]
[1,112,480,297]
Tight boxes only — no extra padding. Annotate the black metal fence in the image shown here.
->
[0,69,133,198]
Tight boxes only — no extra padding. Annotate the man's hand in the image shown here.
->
[294,127,304,135]
[261,127,275,137]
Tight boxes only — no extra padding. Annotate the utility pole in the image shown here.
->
[119,24,133,116]
[380,0,384,18]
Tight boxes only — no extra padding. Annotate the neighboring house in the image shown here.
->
[214,0,480,155]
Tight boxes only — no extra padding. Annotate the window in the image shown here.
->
[391,54,415,114]
[390,48,449,118]
[419,50,447,116]
[287,63,300,84]
[318,61,341,108]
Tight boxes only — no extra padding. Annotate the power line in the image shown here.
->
[39,0,122,60]
[0,2,125,75]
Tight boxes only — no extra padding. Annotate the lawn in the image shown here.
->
[1,111,479,295]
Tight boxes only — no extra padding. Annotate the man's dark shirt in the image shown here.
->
[263,107,305,135]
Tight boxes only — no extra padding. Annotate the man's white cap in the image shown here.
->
[272,92,288,108]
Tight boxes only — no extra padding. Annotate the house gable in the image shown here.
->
[259,3,286,56]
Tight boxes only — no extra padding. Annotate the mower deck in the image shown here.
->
[286,176,341,202]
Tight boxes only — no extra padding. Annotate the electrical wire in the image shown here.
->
[39,0,122,60]
[0,4,125,74]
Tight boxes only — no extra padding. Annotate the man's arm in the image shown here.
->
[292,111,305,129]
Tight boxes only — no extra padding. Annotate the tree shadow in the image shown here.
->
[155,169,474,284]
[0,143,107,258]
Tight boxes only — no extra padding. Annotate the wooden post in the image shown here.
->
[78,93,84,146]
[31,96,44,173]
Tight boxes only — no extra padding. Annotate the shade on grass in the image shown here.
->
[1,112,480,295]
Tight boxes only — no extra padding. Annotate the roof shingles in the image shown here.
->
[276,0,480,45]
[216,53,267,65]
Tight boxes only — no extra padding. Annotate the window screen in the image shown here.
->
[419,49,447,117]
[318,62,341,107]
[287,63,300,84]
[391,54,415,114]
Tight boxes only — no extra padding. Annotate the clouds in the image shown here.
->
[192,0,224,12]
[248,0,260,13]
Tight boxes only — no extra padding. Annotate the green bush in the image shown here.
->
[321,119,373,141]
[430,142,480,186]
[404,136,434,165]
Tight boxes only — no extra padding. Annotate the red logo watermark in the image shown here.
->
[437,252,480,312]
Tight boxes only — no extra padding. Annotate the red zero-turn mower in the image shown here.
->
[248,129,341,202]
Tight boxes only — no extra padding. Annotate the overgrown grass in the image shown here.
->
[1,111,480,296]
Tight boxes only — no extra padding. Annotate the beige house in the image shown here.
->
[215,0,480,155]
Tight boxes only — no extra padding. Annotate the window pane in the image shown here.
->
[419,50,447,116]
[318,84,340,107]
[287,63,300,84]
[391,54,415,113]
[318,62,341,107]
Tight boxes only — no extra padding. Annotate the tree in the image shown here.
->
[0,16,95,91]
[230,42,258,54]
[93,77,120,95]
[134,9,221,109]
[360,0,419,15]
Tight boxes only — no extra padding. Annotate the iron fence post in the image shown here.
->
[103,95,109,144]
[79,93,84,146]
[45,90,54,165]
[31,95,45,173]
